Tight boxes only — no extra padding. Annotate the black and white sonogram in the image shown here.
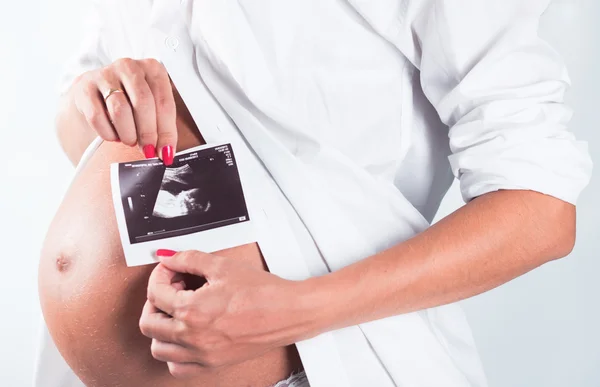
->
[152,164,212,218]
[117,144,250,244]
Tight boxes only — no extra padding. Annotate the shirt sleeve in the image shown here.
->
[391,0,593,204]
[58,1,112,96]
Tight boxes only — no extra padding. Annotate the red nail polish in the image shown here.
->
[143,145,156,158]
[156,249,177,257]
[162,145,174,166]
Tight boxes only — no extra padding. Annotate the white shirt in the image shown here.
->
[36,0,593,386]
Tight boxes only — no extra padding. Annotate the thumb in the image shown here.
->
[158,250,218,279]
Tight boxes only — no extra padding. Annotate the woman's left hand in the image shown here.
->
[139,250,314,378]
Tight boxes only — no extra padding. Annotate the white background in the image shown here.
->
[0,0,597,386]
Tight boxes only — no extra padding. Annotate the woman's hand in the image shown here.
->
[69,58,177,164]
[139,250,315,378]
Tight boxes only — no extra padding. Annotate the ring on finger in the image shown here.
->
[103,88,125,102]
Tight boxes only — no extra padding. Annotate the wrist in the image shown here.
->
[290,274,347,341]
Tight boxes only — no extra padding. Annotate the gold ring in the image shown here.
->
[104,88,124,102]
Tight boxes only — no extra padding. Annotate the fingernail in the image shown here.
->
[156,249,177,257]
[162,145,174,166]
[143,145,156,159]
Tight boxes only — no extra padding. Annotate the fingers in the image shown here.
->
[74,78,119,142]
[140,59,177,164]
[172,280,186,291]
[150,340,195,363]
[139,300,186,343]
[147,264,194,317]
[96,68,137,146]
[167,362,206,379]
[73,58,177,163]
[113,58,157,148]
[159,250,220,279]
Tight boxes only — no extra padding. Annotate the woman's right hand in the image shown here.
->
[70,58,177,165]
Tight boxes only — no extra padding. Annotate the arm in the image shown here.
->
[141,190,575,375]
[304,0,592,333]
[140,192,580,373]
[305,190,574,331]
[140,0,593,375]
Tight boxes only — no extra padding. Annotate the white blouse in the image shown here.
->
[36,1,592,386]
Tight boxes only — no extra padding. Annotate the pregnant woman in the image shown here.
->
[38,2,592,387]
[39,77,306,386]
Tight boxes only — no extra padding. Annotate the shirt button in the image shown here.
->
[165,36,180,51]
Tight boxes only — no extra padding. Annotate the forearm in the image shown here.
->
[55,87,97,166]
[302,190,576,334]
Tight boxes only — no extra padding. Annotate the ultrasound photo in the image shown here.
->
[117,144,250,244]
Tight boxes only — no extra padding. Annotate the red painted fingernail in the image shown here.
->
[143,145,156,158]
[162,145,174,166]
[156,249,177,257]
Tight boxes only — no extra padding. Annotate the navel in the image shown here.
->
[55,255,72,273]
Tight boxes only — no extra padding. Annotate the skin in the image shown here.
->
[139,190,575,377]
[54,58,577,379]
[41,85,303,387]
[57,58,178,165]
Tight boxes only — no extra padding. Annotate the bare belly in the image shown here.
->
[38,93,303,387]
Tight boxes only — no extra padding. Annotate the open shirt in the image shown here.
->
[35,1,592,386]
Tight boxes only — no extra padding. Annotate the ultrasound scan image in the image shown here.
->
[118,144,250,244]
[152,164,212,218]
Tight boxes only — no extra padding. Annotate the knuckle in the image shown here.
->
[157,132,177,146]
[82,80,96,95]
[137,87,153,101]
[138,131,157,144]
[202,353,221,368]
[178,250,195,264]
[144,57,161,66]
[173,322,187,342]
[182,252,200,272]
[80,82,98,101]
[141,58,164,73]
[150,340,160,358]
[173,301,190,321]
[72,72,92,89]
[110,99,129,119]
[168,363,187,379]
[114,57,136,72]
[86,109,104,128]
[131,89,154,110]
[146,288,156,305]
[122,136,138,147]
[98,66,114,81]
[211,256,226,276]
[155,94,175,115]
[138,320,149,336]
[197,338,212,353]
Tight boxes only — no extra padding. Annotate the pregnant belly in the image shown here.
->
[38,140,302,387]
